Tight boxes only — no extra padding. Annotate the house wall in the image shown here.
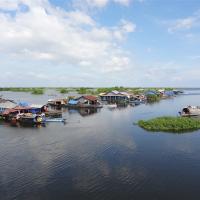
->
[78,97,88,104]
[100,96,128,102]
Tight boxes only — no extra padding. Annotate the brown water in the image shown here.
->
[1,90,200,200]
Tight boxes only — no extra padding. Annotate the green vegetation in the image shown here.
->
[0,88,34,92]
[138,116,200,132]
[59,88,69,94]
[76,87,88,94]
[146,94,160,103]
[0,87,176,96]
[76,87,97,95]
[0,87,45,94]
[31,88,44,95]
[96,86,129,94]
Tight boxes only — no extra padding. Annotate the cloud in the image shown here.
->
[113,0,131,6]
[73,0,135,10]
[0,0,136,76]
[167,10,200,33]
[0,0,19,10]
[143,61,181,83]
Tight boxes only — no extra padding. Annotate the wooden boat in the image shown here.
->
[130,100,143,106]
[179,106,200,117]
[18,113,46,124]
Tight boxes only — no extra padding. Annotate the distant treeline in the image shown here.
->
[0,87,175,95]
[0,88,44,95]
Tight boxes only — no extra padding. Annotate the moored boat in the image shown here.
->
[179,106,200,117]
[18,113,46,124]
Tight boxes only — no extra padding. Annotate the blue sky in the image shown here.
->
[0,0,200,87]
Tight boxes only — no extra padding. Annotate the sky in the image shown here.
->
[0,0,200,87]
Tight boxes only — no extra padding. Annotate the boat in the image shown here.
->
[130,100,143,106]
[179,106,200,117]
[18,113,46,124]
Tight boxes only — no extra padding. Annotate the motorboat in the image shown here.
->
[179,106,200,117]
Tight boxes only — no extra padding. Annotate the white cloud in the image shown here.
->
[73,0,136,9]
[167,10,200,33]
[113,0,131,6]
[0,0,136,74]
[85,0,109,8]
[0,0,19,10]
[66,10,95,26]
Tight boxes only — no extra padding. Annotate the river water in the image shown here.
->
[1,90,200,200]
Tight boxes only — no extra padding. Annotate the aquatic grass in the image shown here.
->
[146,94,160,103]
[138,116,200,133]
[59,88,69,94]
[31,88,44,95]
[0,87,45,94]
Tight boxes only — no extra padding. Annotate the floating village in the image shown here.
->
[0,88,189,128]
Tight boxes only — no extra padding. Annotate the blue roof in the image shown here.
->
[68,99,78,105]
[164,91,174,96]
[145,91,157,95]
[18,102,30,107]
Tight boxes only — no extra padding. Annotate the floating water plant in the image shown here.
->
[59,88,69,94]
[138,116,200,132]
[31,88,44,95]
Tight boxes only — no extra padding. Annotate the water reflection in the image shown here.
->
[1,90,200,199]
[0,120,46,128]
[68,108,100,117]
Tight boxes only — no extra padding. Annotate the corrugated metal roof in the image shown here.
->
[76,96,98,101]
[84,96,98,101]
[0,101,17,109]
[30,104,44,108]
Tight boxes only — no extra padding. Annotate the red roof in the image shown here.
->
[13,106,32,110]
[3,106,32,115]
[3,108,18,115]
[83,96,98,101]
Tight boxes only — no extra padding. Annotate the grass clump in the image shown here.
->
[138,116,200,132]
[0,88,33,92]
[0,87,45,94]
[31,88,44,95]
[146,94,160,103]
[59,88,69,94]
[76,87,96,95]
